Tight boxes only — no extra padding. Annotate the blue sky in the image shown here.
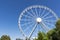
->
[0,0,60,40]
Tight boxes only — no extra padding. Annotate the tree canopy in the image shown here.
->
[0,35,11,40]
[56,19,60,30]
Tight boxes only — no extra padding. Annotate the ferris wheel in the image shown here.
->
[18,5,58,40]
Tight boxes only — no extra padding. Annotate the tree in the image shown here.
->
[55,19,60,30]
[34,31,49,40]
[47,19,60,40]
[47,29,56,39]
[37,32,44,40]
[1,35,11,40]
[0,38,1,40]
[55,19,60,40]
[34,32,44,40]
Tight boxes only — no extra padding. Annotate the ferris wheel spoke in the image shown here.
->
[42,16,54,20]
[22,17,34,21]
[18,24,26,37]
[21,18,32,21]
[44,22,55,28]
[39,8,41,17]
[40,24,47,32]
[29,23,37,38]
[24,22,34,32]
[21,21,33,27]
[27,11,35,18]
[24,25,32,32]
[35,8,38,17]
[41,22,50,31]
[23,14,33,19]
[43,19,56,23]
[42,11,50,18]
[40,9,46,17]
[21,19,31,21]
[21,20,32,23]
[21,19,34,22]
[31,9,37,18]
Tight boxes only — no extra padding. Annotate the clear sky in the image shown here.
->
[0,0,60,40]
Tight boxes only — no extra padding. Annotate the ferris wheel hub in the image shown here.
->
[36,18,42,23]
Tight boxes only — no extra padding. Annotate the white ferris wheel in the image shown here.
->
[18,5,58,40]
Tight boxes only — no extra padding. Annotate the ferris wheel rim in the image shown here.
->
[18,5,58,38]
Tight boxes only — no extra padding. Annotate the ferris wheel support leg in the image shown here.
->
[29,23,37,39]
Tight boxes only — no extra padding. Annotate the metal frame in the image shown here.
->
[18,5,58,40]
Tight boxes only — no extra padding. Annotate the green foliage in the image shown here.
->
[47,29,60,40]
[1,35,11,40]
[56,29,60,40]
[37,32,44,40]
[47,29,56,39]
[34,29,60,40]
[55,19,60,30]
[34,32,49,40]
[47,29,58,40]
[43,37,49,40]
[0,38,1,40]
[34,32,43,40]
